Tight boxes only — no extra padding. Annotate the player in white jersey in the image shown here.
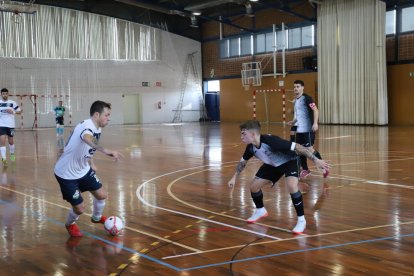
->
[0,88,22,166]
[227,120,330,234]
[54,101,123,237]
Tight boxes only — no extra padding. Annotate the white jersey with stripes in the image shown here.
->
[0,99,21,128]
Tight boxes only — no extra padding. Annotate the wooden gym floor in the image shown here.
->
[1,123,414,275]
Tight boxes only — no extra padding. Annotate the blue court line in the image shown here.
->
[2,198,414,272]
[0,199,181,271]
[181,232,414,271]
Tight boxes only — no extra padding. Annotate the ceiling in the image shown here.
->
[10,0,413,41]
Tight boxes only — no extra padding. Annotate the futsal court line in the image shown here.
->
[162,220,414,260]
[165,165,292,234]
[180,232,414,271]
[0,185,200,252]
[2,193,414,272]
[136,164,283,241]
[0,197,182,272]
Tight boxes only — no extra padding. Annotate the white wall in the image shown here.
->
[0,31,201,128]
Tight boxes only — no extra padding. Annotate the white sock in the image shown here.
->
[9,144,15,155]
[66,208,80,225]
[0,147,6,159]
[92,198,106,219]
[297,215,306,222]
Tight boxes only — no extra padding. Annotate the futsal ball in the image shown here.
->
[104,216,124,236]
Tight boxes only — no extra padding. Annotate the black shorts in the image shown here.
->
[296,132,315,147]
[55,169,102,206]
[56,116,64,125]
[255,159,299,184]
[0,127,15,137]
[290,126,297,132]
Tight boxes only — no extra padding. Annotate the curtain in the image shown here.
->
[317,0,388,125]
[0,5,161,60]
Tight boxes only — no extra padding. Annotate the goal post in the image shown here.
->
[10,94,72,130]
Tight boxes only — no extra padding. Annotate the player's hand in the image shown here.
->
[228,176,236,188]
[312,123,319,132]
[287,121,294,126]
[5,109,14,114]
[313,158,331,173]
[107,150,124,161]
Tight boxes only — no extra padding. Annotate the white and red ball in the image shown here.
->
[104,216,124,236]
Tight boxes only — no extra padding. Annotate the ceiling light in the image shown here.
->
[192,11,201,16]
[250,0,259,2]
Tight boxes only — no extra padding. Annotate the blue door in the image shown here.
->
[205,92,220,121]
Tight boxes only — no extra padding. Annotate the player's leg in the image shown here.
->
[0,129,8,166]
[309,132,328,178]
[290,125,297,142]
[55,174,85,237]
[86,170,108,224]
[8,129,15,162]
[247,164,283,223]
[296,132,312,178]
[284,160,306,233]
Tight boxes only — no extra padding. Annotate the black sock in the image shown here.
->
[290,191,304,216]
[290,135,295,142]
[300,156,308,170]
[251,190,264,208]
[314,150,322,159]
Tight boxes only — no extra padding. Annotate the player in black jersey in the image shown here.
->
[227,120,330,234]
[288,80,328,178]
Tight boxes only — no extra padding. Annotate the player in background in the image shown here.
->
[288,80,328,178]
[54,100,123,237]
[227,120,330,234]
[0,88,22,166]
[54,100,66,137]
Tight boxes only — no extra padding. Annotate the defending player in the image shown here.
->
[288,80,328,178]
[227,120,330,234]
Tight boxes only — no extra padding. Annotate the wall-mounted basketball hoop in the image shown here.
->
[241,62,262,91]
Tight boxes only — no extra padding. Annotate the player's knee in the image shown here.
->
[73,205,85,215]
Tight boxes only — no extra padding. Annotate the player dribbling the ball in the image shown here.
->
[54,101,123,237]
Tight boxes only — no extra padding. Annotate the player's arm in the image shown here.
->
[89,158,98,171]
[294,143,330,171]
[228,158,248,188]
[309,102,319,131]
[82,133,123,161]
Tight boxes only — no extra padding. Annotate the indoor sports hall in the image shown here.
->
[1,0,414,275]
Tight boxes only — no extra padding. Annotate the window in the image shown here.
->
[302,25,314,47]
[265,32,274,52]
[255,33,266,53]
[386,10,396,35]
[207,80,220,92]
[219,40,229,58]
[401,6,414,32]
[288,27,301,49]
[240,35,252,56]
[229,37,240,56]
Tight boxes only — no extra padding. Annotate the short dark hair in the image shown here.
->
[90,101,111,116]
[1,88,9,93]
[240,120,261,132]
[293,80,304,86]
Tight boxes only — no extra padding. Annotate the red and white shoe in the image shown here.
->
[91,215,107,224]
[66,223,83,237]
